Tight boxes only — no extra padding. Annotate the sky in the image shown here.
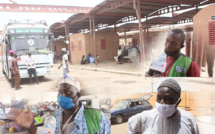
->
[0,0,104,31]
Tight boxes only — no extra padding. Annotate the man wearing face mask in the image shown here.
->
[146,29,200,77]
[7,78,111,134]
[127,79,199,134]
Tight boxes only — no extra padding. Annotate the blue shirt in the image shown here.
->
[54,103,111,134]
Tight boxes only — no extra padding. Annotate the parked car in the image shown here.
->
[111,94,153,124]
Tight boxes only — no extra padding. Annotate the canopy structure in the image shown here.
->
[50,0,215,64]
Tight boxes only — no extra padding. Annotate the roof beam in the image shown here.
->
[140,0,199,6]
[0,3,92,13]
[67,14,90,24]
[99,12,137,17]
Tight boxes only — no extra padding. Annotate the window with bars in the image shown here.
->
[209,21,215,45]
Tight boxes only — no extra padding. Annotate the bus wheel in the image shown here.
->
[39,76,44,79]
[2,69,5,74]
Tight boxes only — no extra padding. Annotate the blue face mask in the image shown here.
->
[57,95,75,110]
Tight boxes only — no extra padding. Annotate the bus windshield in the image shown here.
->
[9,34,51,54]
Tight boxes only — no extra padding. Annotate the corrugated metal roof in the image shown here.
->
[50,0,215,37]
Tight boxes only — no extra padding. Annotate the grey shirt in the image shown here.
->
[127,108,200,134]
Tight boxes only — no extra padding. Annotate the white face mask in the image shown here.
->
[156,101,177,118]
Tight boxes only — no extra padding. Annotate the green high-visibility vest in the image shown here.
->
[84,107,101,134]
[169,55,192,77]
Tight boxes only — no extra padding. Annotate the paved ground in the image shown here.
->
[0,63,215,134]
[70,58,215,77]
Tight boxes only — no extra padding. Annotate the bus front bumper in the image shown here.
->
[19,67,54,79]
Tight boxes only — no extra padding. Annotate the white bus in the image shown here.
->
[1,20,54,79]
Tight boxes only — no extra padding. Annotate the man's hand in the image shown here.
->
[7,105,34,129]
[145,71,151,77]
[67,69,69,73]
[145,71,161,77]
[58,66,60,69]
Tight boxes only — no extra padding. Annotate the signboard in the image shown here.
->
[10,35,48,40]
[150,59,167,73]
[8,28,49,34]
[15,28,43,33]
[212,16,215,20]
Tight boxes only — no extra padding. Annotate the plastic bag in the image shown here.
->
[43,116,56,129]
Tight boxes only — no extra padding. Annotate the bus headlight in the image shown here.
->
[9,29,15,33]
[44,29,49,33]
[46,66,51,69]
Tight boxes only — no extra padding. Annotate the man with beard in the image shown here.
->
[127,79,199,134]
[146,29,200,77]
[7,78,111,134]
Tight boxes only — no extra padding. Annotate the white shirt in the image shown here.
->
[127,108,200,134]
[62,54,69,69]
[117,49,122,56]
[8,56,13,69]
[25,56,36,69]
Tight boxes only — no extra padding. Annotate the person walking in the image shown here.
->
[58,48,75,81]
[25,52,39,84]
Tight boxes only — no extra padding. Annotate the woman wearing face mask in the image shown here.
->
[7,78,111,134]
[127,79,200,134]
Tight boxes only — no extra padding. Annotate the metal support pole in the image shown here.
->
[196,4,199,13]
[65,22,72,62]
[64,23,68,49]
[89,16,92,34]
[114,24,117,32]
[172,6,174,29]
[92,16,98,65]
[146,16,149,56]
[124,31,127,45]
[134,0,144,63]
